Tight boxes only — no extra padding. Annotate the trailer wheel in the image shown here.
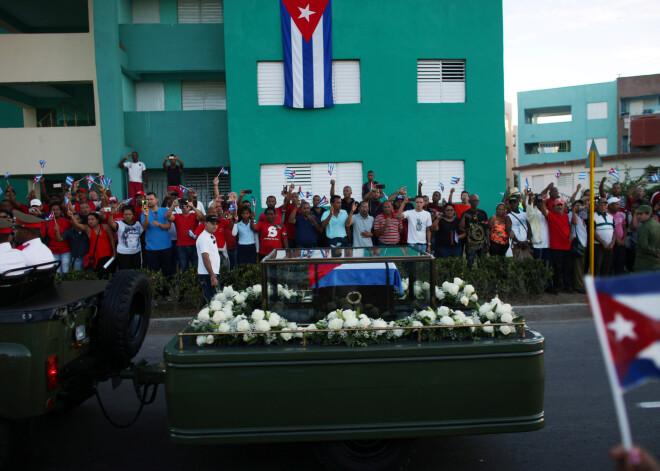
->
[314,439,416,471]
[98,270,152,368]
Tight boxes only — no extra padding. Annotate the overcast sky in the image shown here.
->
[503,0,660,118]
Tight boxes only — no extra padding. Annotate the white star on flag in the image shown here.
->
[298,4,315,21]
[607,313,637,342]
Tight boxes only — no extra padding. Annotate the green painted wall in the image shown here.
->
[163,79,182,111]
[122,73,136,111]
[118,24,225,73]
[124,110,229,168]
[117,0,131,24]
[0,101,23,127]
[160,0,178,24]
[224,0,505,212]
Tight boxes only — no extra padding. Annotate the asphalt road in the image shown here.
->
[8,319,660,471]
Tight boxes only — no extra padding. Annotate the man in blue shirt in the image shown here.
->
[321,195,356,247]
[288,201,322,247]
[141,192,174,276]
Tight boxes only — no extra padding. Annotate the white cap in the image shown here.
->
[607,197,620,205]
[30,199,42,207]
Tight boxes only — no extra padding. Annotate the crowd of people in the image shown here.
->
[1,160,659,300]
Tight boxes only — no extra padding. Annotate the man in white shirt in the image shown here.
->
[593,197,615,276]
[197,214,221,303]
[397,195,432,253]
[351,201,374,247]
[118,151,148,198]
[507,195,532,259]
[13,212,55,268]
[0,219,26,275]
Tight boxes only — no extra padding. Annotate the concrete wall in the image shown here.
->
[224,0,505,212]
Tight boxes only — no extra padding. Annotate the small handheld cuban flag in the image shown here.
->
[578,172,586,180]
[118,198,132,207]
[284,169,296,179]
[524,178,530,190]
[64,196,70,205]
[104,177,112,187]
[439,182,444,192]
[298,186,304,197]
[218,167,229,175]
[328,163,334,175]
[3,171,9,179]
[280,0,333,109]
[97,174,105,183]
[609,168,620,180]
[178,185,188,194]
[319,195,329,206]
[34,175,42,183]
[450,177,460,185]
[305,191,312,198]
[228,202,236,212]
[39,160,46,169]
[251,196,256,209]
[555,169,562,179]
[45,211,55,221]
[86,174,95,189]
[650,173,660,183]
[65,175,74,187]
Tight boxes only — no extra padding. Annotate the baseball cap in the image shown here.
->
[607,197,620,205]
[135,190,146,196]
[205,214,219,223]
[77,187,87,193]
[554,198,565,205]
[108,196,118,203]
[30,199,42,207]
[637,205,652,214]
[395,195,405,200]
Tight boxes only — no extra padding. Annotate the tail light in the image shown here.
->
[46,355,59,390]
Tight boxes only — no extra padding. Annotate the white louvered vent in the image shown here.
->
[332,60,361,104]
[178,0,223,23]
[415,160,465,197]
[257,62,285,106]
[417,60,466,103]
[182,81,226,110]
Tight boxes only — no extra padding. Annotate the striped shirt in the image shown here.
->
[374,214,401,245]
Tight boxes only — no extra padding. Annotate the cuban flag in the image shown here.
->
[524,178,530,190]
[327,163,334,175]
[251,196,257,209]
[39,159,46,169]
[450,177,460,185]
[309,262,403,294]
[650,173,659,183]
[179,185,188,194]
[104,177,112,187]
[280,0,333,109]
[305,191,312,198]
[609,168,619,180]
[33,175,42,183]
[45,211,55,221]
[319,195,329,206]
[439,182,444,192]
[86,174,95,189]
[64,196,70,205]
[284,169,296,179]
[578,172,586,180]
[219,167,229,175]
[3,172,9,179]
[65,175,74,187]
[555,169,562,179]
[587,273,660,391]
[118,198,132,207]
[228,202,236,212]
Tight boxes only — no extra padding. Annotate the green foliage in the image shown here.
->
[605,163,660,200]
[220,263,262,291]
[435,256,552,300]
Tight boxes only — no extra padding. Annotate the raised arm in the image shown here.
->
[118,154,129,169]
[346,201,358,227]
[570,184,582,203]
[448,187,455,204]
[330,179,336,197]
[599,177,607,199]
[165,199,178,222]
[540,182,553,197]
[175,155,184,169]
[213,177,220,199]
[140,207,150,230]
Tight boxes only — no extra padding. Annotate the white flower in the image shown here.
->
[435,287,445,301]
[482,321,494,334]
[449,284,459,296]
[327,311,339,320]
[496,303,513,316]
[466,317,476,332]
[478,303,492,315]
[411,320,423,327]
[196,335,206,346]
[440,316,455,326]
[421,310,437,322]
[499,325,512,335]
[209,300,223,311]
[233,294,246,305]
[343,310,357,321]
[500,313,514,324]
[222,286,235,297]
[372,319,388,335]
[464,284,475,296]
[221,306,233,316]
[453,312,467,323]
[212,311,228,323]
[392,329,404,337]
[470,293,478,302]
[197,308,210,321]
[328,318,344,330]
[485,310,496,321]
[268,313,281,327]
[282,290,292,299]
[280,331,293,341]
[255,320,271,332]
[205,335,214,345]
[345,317,358,328]
[236,319,251,332]
[218,323,230,333]
[438,306,450,317]
[460,296,469,306]
[252,284,262,294]
[214,292,227,302]
[442,281,452,292]
[414,284,422,297]
[490,296,503,306]
[453,277,464,286]
[422,281,430,291]
[305,324,318,331]
[251,309,265,321]
[358,316,371,328]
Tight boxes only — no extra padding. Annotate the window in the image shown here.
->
[135,82,164,111]
[417,60,466,103]
[557,173,572,186]
[586,138,607,156]
[415,160,465,196]
[257,61,361,106]
[259,162,363,207]
[178,0,223,23]
[132,0,160,23]
[332,61,361,104]
[182,81,227,110]
[524,141,571,154]
[587,102,608,120]
[524,106,572,124]
[532,175,544,191]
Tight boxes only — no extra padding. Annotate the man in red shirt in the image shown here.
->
[193,198,232,264]
[448,188,471,219]
[284,192,300,248]
[540,197,574,294]
[252,207,288,260]
[373,201,403,246]
[541,182,560,212]
[167,198,205,272]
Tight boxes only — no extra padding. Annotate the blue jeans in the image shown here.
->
[434,245,463,258]
[53,252,71,274]
[327,236,349,247]
[199,274,220,303]
[237,244,256,265]
[177,245,198,272]
[72,256,84,271]
[227,248,238,269]
[410,243,427,253]
[465,247,485,268]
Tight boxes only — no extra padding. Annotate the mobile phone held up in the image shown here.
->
[244,189,253,194]
[376,184,386,189]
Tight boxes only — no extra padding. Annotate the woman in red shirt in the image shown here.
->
[251,207,288,260]
[42,202,72,273]
[540,197,574,294]
[70,211,116,276]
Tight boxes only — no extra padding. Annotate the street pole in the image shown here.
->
[589,149,595,276]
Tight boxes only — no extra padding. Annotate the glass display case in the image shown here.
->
[261,246,436,323]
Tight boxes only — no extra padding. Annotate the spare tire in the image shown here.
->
[98,270,152,368]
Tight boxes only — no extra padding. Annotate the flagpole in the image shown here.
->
[589,148,596,275]
[585,275,634,451]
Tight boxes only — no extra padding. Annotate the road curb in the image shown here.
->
[147,303,592,334]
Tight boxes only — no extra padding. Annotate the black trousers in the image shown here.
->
[550,249,573,291]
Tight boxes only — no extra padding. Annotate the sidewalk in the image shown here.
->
[147,302,591,335]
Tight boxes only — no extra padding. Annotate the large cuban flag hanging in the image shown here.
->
[280,0,333,109]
